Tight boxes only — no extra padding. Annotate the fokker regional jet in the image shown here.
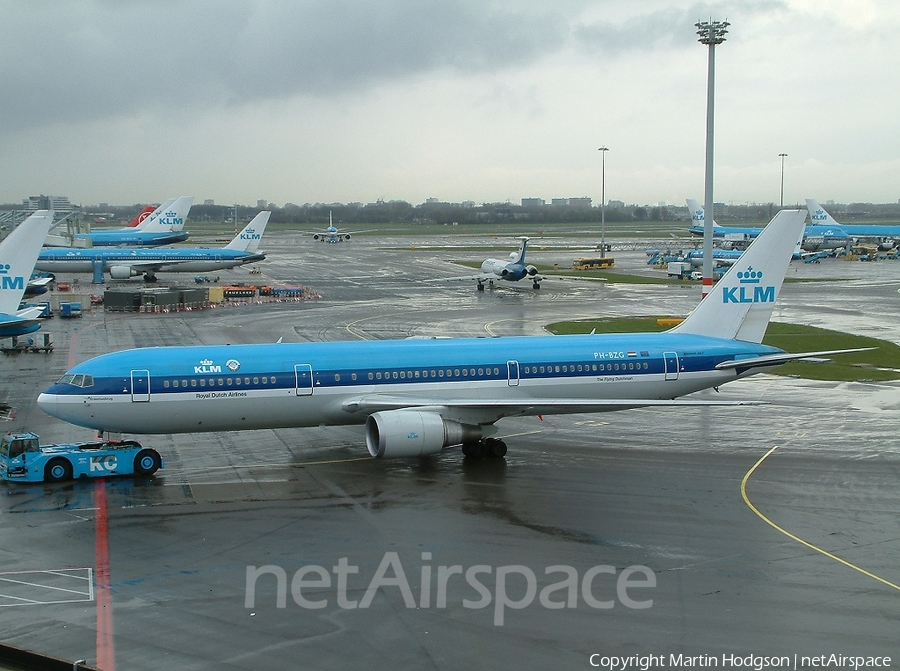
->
[39,209,868,459]
[35,211,269,282]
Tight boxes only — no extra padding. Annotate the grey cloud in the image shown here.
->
[0,0,571,132]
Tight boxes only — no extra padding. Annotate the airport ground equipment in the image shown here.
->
[0,332,53,354]
[59,302,82,318]
[573,257,615,270]
[0,432,163,483]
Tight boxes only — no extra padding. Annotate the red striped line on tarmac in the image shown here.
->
[94,480,115,671]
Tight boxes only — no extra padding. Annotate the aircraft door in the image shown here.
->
[294,364,313,396]
[131,369,150,402]
[507,360,520,386]
[663,352,679,381]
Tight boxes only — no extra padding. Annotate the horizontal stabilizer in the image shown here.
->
[715,347,875,372]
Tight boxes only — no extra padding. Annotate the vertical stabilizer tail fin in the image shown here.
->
[669,209,807,343]
[137,196,192,232]
[0,210,56,314]
[226,211,270,252]
[512,236,529,264]
[805,199,839,228]
[686,199,708,227]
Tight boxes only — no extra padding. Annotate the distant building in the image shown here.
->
[568,197,592,209]
[24,195,71,212]
[257,200,268,209]
[204,199,215,206]
[608,200,625,210]
[551,198,568,207]
[522,198,544,208]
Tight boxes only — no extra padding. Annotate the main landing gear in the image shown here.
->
[461,437,507,459]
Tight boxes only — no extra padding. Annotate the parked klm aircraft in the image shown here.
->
[39,210,866,460]
[448,236,544,290]
[73,197,193,247]
[687,199,850,252]
[806,199,900,248]
[0,211,57,337]
[35,211,269,282]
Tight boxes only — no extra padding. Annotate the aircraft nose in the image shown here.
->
[36,392,55,417]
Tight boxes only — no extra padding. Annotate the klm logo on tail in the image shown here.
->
[240,227,261,241]
[0,264,24,291]
[810,209,828,223]
[722,267,775,304]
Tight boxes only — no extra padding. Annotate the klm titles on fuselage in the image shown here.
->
[722,267,775,304]
[0,263,24,290]
[193,358,241,374]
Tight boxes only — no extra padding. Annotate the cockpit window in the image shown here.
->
[57,374,94,388]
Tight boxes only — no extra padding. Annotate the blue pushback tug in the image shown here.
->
[0,432,162,483]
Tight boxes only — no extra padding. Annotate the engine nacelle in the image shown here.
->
[365,410,483,458]
[109,265,138,279]
[344,233,351,241]
[526,265,538,276]
[313,234,322,241]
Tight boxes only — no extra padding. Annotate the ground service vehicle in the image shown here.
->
[0,432,162,483]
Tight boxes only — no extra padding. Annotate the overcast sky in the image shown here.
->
[1,0,898,208]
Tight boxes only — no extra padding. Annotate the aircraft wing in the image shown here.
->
[715,347,875,373]
[342,395,762,423]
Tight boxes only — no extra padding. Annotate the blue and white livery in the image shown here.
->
[38,210,863,459]
[35,211,269,281]
[0,210,56,337]
[688,198,851,252]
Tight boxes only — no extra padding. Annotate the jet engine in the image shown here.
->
[109,265,138,279]
[526,265,538,276]
[365,410,483,458]
[344,234,351,241]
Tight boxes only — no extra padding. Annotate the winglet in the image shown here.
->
[669,209,807,343]
[225,211,270,252]
[0,210,56,315]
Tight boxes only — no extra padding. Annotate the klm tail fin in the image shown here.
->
[686,198,722,229]
[137,196,193,232]
[0,211,56,315]
[225,211,270,252]
[805,199,839,228]
[669,209,807,343]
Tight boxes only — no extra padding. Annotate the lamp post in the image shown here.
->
[778,153,788,208]
[598,146,608,258]
[696,19,728,298]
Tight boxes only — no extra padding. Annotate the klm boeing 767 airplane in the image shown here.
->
[38,210,865,459]
[36,211,268,281]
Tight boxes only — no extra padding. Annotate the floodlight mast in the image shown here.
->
[696,19,729,299]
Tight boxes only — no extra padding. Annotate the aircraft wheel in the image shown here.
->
[533,283,541,289]
[44,458,73,483]
[462,441,486,458]
[477,284,485,292]
[134,449,162,475]
[489,439,508,458]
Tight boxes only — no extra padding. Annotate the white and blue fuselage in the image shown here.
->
[38,332,778,435]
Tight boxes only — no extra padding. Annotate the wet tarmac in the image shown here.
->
[1,232,898,670]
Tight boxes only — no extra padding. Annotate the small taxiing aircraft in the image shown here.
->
[0,211,57,337]
[38,209,869,460]
[447,236,544,291]
[308,212,371,243]
[35,211,269,282]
